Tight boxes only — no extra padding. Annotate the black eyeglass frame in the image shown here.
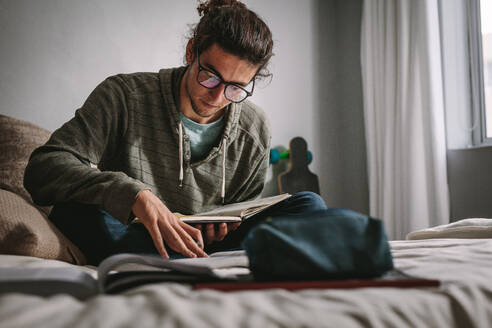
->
[195,50,255,103]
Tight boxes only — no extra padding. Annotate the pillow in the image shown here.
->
[0,189,86,265]
[406,218,492,240]
[0,114,52,215]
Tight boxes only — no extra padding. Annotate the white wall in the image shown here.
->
[0,0,192,127]
[0,0,369,212]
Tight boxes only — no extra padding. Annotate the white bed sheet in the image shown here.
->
[0,238,491,328]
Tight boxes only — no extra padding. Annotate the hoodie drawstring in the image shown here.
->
[221,136,227,204]
[178,122,183,187]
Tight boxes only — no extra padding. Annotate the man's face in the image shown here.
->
[182,43,259,123]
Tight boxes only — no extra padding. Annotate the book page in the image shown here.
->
[195,194,291,217]
[242,205,271,217]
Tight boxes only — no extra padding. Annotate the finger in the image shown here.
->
[181,222,205,251]
[228,222,241,231]
[175,223,208,257]
[161,225,198,258]
[215,222,227,241]
[206,224,215,245]
[145,222,169,259]
[161,213,205,258]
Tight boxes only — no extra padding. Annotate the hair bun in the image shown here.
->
[197,0,247,17]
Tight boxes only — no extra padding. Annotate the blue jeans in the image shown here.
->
[49,191,327,265]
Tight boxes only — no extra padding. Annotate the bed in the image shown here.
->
[1,114,492,327]
[0,238,491,327]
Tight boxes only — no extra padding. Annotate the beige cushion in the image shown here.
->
[0,114,52,215]
[0,189,86,264]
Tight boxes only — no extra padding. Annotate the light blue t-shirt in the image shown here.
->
[180,113,225,162]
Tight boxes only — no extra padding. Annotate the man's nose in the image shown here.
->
[209,84,226,103]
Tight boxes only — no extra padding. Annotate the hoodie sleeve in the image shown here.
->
[24,75,148,224]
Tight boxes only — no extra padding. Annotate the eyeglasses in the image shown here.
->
[196,51,255,103]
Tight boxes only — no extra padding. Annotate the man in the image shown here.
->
[24,0,326,264]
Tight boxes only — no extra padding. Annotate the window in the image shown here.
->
[480,1,492,138]
[439,0,492,148]
[470,0,492,143]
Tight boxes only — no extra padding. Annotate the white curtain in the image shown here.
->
[361,0,450,240]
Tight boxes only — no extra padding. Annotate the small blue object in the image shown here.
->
[270,149,281,164]
[269,149,313,165]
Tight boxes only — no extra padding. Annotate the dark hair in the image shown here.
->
[189,0,274,79]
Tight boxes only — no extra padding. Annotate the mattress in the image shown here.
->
[0,238,491,328]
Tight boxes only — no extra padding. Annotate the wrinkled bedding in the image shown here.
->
[0,238,491,328]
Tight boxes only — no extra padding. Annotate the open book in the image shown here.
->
[176,193,291,224]
[0,251,251,300]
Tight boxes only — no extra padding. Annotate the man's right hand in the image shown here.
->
[131,190,208,259]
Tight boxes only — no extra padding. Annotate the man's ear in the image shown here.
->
[185,39,195,65]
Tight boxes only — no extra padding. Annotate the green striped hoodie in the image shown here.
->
[24,66,271,225]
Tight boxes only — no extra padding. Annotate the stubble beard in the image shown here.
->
[190,97,213,118]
